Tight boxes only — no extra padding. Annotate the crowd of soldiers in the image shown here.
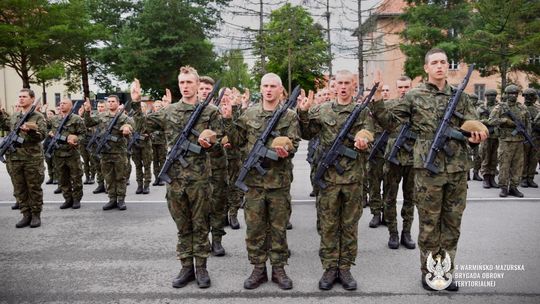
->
[0,47,538,292]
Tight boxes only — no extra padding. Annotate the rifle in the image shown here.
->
[314,84,379,189]
[157,80,222,184]
[127,132,143,155]
[234,85,301,192]
[93,101,131,159]
[503,110,538,149]
[423,64,475,174]
[368,130,389,162]
[44,101,82,159]
[387,122,416,166]
[0,97,41,163]
[306,137,320,164]
[86,127,100,152]
[213,88,226,107]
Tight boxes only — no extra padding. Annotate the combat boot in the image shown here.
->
[135,182,143,194]
[338,268,357,290]
[244,266,268,289]
[489,175,499,188]
[53,187,62,194]
[126,179,130,185]
[152,180,159,186]
[30,214,41,228]
[473,170,483,181]
[93,183,106,194]
[318,267,338,290]
[482,175,492,188]
[229,213,240,230]
[520,178,529,188]
[72,199,81,209]
[446,279,459,291]
[11,202,20,210]
[59,199,73,209]
[172,265,195,288]
[46,177,54,184]
[142,182,150,194]
[102,198,117,210]
[195,262,211,288]
[388,234,399,249]
[271,266,293,290]
[499,187,508,197]
[83,174,91,184]
[286,221,293,230]
[528,178,538,188]
[212,240,225,256]
[117,198,127,210]
[15,214,32,228]
[466,171,470,181]
[369,214,381,228]
[400,231,416,249]
[508,186,524,198]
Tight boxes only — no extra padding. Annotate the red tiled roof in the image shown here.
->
[375,0,407,15]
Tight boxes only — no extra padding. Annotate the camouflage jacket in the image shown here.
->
[369,82,478,173]
[525,103,540,138]
[298,99,374,184]
[487,101,531,142]
[0,110,47,161]
[224,105,245,161]
[48,113,86,157]
[136,99,223,181]
[369,102,388,160]
[476,102,499,138]
[83,109,134,154]
[384,97,414,166]
[224,102,300,189]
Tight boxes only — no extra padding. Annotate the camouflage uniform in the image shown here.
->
[131,113,153,189]
[83,109,134,202]
[469,95,483,177]
[225,105,245,219]
[0,110,47,217]
[150,129,167,183]
[370,82,478,276]
[477,93,499,179]
[367,116,385,218]
[224,103,300,267]
[298,100,373,270]
[140,100,222,267]
[521,90,539,186]
[43,119,55,182]
[78,122,96,182]
[382,98,416,237]
[209,143,229,242]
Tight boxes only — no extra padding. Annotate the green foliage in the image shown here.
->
[220,49,255,91]
[252,3,330,92]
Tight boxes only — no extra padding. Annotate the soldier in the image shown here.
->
[44,109,57,185]
[131,66,222,289]
[150,100,167,186]
[131,101,153,194]
[369,48,487,291]
[469,93,483,181]
[488,85,531,197]
[367,94,387,228]
[221,73,299,290]
[521,88,539,188]
[78,106,96,185]
[298,69,374,291]
[479,89,500,188]
[92,101,108,194]
[382,76,416,250]
[83,95,134,210]
[0,89,47,228]
[199,76,228,256]
[49,98,86,209]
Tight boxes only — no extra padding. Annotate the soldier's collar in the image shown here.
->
[331,100,354,112]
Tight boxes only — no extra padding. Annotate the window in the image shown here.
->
[474,84,486,101]
[529,55,540,65]
[55,93,61,106]
[449,59,459,70]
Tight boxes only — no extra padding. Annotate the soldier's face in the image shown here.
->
[97,103,106,113]
[198,82,213,100]
[107,97,119,111]
[334,74,355,101]
[59,100,72,113]
[154,101,163,111]
[486,94,497,103]
[260,78,283,103]
[424,53,448,82]
[178,73,199,100]
[18,91,33,108]
[396,80,411,98]
[382,85,391,99]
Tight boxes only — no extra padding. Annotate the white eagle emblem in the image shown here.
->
[425,251,452,290]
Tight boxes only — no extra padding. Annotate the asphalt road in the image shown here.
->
[1,141,539,304]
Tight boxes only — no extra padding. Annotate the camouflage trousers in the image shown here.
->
[45,154,54,179]
[368,157,385,215]
[167,178,211,267]
[101,153,128,200]
[210,167,229,241]
[498,141,524,188]
[79,143,95,177]
[54,153,84,202]
[227,157,244,217]
[480,138,499,176]
[244,186,291,267]
[472,145,481,172]
[132,141,152,184]
[126,154,132,182]
[317,183,363,270]
[522,138,540,179]
[92,155,103,184]
[152,144,167,180]
[383,162,415,235]
[415,169,467,275]
[6,157,45,215]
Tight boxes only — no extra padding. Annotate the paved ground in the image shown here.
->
[1,141,539,303]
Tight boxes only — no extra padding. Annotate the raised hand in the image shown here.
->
[297,88,312,111]
[131,78,141,102]
[84,97,92,112]
[373,70,384,102]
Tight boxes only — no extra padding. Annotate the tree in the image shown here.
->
[400,0,471,79]
[461,0,540,90]
[220,49,255,91]
[252,3,330,92]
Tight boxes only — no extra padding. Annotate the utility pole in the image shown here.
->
[325,0,332,78]
[259,0,266,74]
[357,0,364,89]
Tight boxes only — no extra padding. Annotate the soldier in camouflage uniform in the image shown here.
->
[520,88,539,188]
[78,106,96,185]
[479,89,500,188]
[367,112,386,228]
[222,73,299,290]
[369,49,487,292]
[469,93,483,181]
[44,109,57,186]
[83,95,134,210]
[382,76,416,250]
[48,98,86,209]
[131,102,153,194]
[91,101,108,194]
[150,100,167,186]
[0,89,47,228]
[488,85,531,197]
[298,69,374,291]
[132,67,222,289]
